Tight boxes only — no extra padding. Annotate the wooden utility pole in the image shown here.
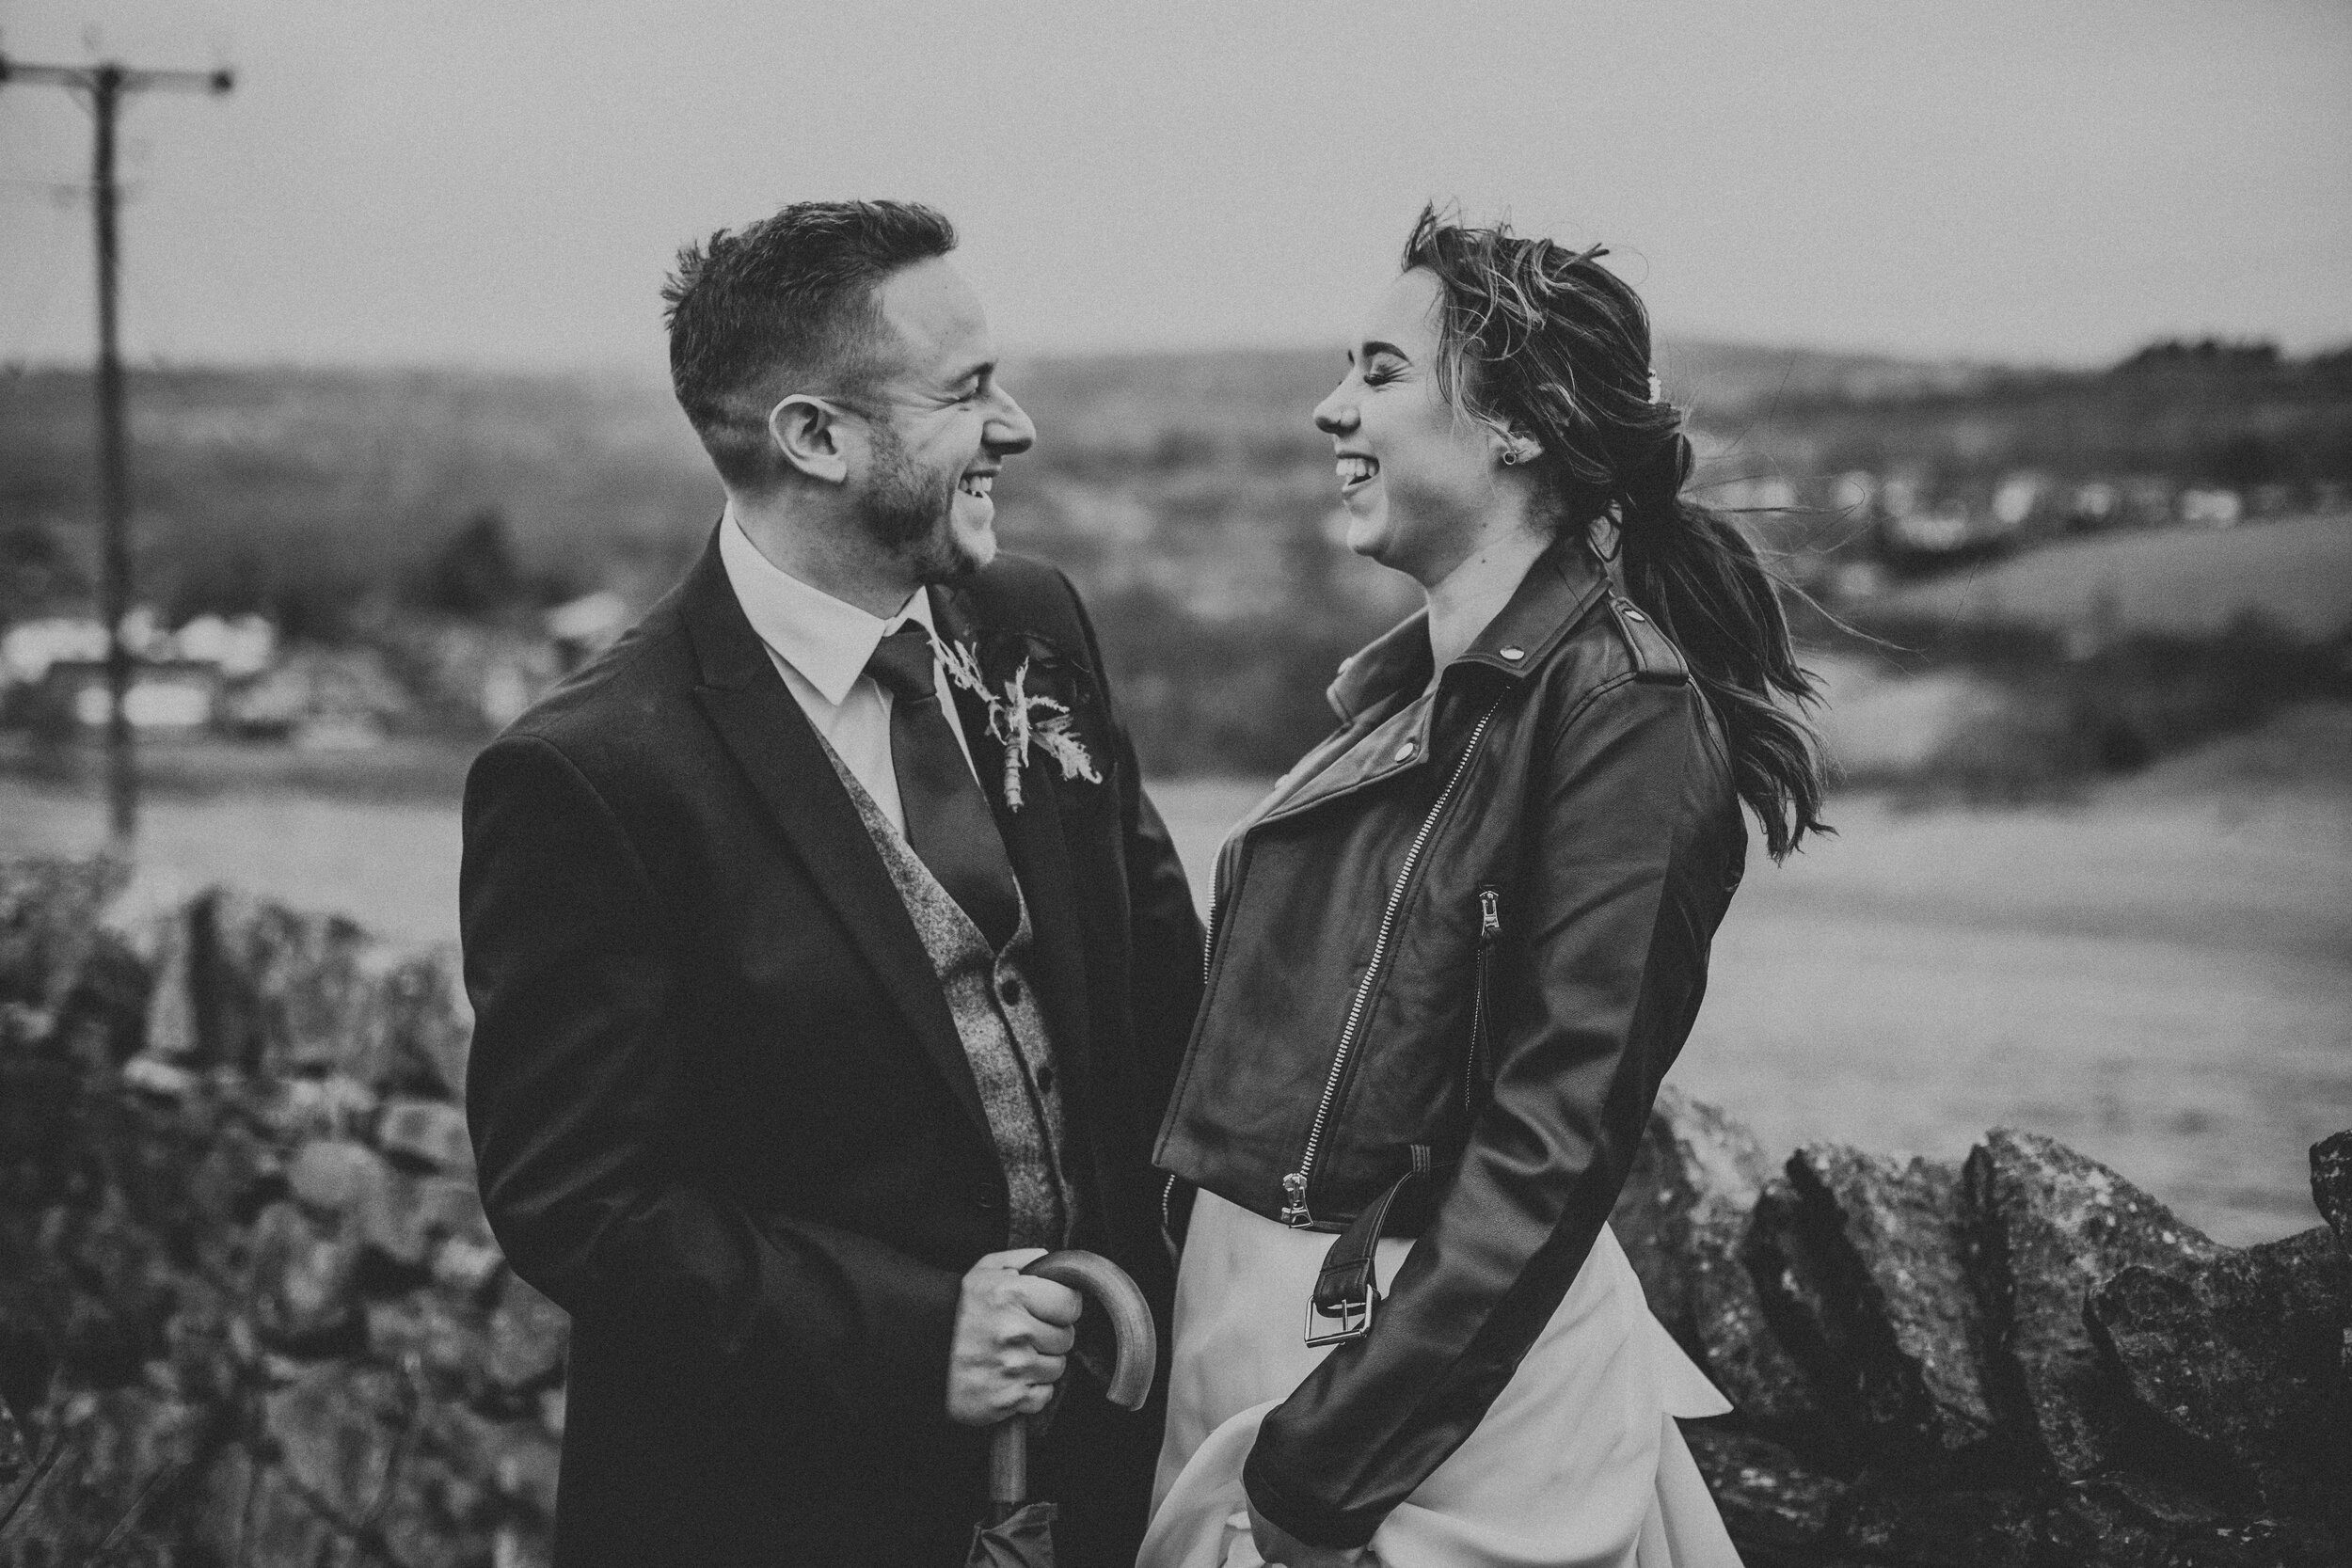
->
[0,54,232,844]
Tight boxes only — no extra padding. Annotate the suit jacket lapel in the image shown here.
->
[679,533,993,1142]
[931,585,1094,1102]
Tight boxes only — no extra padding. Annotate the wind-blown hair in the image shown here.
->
[1402,203,1829,858]
[662,200,958,491]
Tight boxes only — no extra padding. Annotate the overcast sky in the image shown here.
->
[2,0,2346,372]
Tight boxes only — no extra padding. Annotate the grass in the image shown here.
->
[1863,511,2352,643]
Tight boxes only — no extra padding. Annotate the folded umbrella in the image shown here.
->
[968,1249,1158,1568]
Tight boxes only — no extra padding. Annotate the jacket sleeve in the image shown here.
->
[1244,675,1734,1548]
[461,732,964,1444]
[1057,569,1205,1121]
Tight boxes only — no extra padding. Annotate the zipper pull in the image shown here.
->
[1479,889,1501,941]
[1280,1171,1311,1227]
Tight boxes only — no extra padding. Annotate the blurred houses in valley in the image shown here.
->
[0,335,2346,789]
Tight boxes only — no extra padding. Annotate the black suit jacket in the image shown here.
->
[460,533,1202,1567]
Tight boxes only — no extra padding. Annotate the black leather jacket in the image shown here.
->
[1152,536,1747,1549]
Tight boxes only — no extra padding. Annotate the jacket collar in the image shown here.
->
[1326,531,1611,722]
[716,508,941,707]
[1256,534,1611,831]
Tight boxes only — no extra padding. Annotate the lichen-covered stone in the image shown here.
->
[0,856,125,1012]
[1679,1424,1846,1555]
[379,1097,475,1172]
[495,1521,556,1568]
[204,892,399,1083]
[1604,1089,1832,1443]
[261,1361,410,1528]
[1963,1128,2222,1479]
[2312,1130,2352,1258]
[35,1196,179,1386]
[185,1120,284,1234]
[493,1431,560,1522]
[1611,1085,1774,1337]
[1731,1176,1849,1456]
[376,1446,497,1568]
[247,1199,362,1352]
[434,1402,561,1523]
[287,1136,391,1218]
[381,945,473,1099]
[357,1171,483,1271]
[0,1386,206,1568]
[1830,1483,2053,1568]
[245,1070,381,1146]
[2054,1476,2349,1567]
[2089,1226,2352,1519]
[433,1232,507,1300]
[484,1276,568,1392]
[1779,1143,1997,1462]
[367,1291,493,1398]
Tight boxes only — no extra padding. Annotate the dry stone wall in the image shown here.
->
[1615,1085,2352,1565]
[1,860,561,1568]
[1,855,2347,1566]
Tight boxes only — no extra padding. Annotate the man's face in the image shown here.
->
[847,258,1036,584]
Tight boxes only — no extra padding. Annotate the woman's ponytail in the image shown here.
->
[1617,474,1829,861]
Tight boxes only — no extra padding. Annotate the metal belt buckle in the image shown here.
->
[1305,1286,1377,1347]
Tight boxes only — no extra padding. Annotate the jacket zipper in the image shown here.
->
[1466,888,1500,1116]
[1167,868,1232,1249]
[1281,693,1508,1227]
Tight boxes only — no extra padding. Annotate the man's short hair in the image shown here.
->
[662,200,959,490]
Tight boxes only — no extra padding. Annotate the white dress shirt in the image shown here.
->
[718,509,980,838]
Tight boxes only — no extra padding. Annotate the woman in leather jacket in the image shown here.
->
[1142,209,1830,1568]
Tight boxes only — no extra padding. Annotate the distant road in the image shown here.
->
[1866,510,2352,642]
[6,718,2345,1250]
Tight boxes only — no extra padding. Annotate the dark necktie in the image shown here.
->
[863,626,1022,950]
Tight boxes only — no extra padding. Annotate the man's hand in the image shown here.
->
[1248,1501,1366,1568]
[946,1248,1083,1426]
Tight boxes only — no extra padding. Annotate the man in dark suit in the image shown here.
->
[461,200,1203,1566]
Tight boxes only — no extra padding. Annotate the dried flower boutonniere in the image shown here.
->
[939,640,1102,809]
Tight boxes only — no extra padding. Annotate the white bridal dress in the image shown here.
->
[1140,1190,1744,1568]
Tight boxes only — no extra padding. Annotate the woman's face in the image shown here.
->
[1313,267,1504,584]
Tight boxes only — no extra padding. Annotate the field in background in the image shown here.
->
[1865,509,2352,642]
[7,706,2345,1249]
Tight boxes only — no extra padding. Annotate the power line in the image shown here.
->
[0,53,233,846]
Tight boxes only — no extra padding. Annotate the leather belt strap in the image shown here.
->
[1306,1145,1432,1346]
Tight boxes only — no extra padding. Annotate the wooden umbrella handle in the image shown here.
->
[989,1417,1029,1517]
[1020,1249,1159,1410]
[987,1249,1160,1514]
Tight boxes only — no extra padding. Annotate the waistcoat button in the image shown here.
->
[998,975,1023,1006]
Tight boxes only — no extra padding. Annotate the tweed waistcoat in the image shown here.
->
[817,736,1078,1248]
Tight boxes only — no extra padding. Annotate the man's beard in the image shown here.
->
[859,421,984,586]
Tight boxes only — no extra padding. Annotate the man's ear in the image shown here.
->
[768,395,851,485]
